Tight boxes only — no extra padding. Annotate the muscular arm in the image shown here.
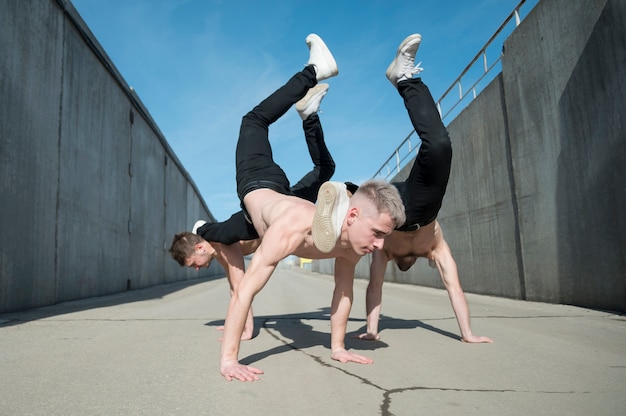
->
[330,257,374,364]
[215,242,255,340]
[432,238,493,343]
[220,215,306,381]
[216,242,246,291]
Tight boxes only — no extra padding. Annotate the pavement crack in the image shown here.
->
[262,322,590,416]
[262,323,386,391]
[380,387,588,416]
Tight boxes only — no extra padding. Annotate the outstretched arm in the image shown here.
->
[353,249,388,340]
[219,252,270,382]
[216,242,255,340]
[330,257,374,364]
[432,237,493,343]
[220,216,305,381]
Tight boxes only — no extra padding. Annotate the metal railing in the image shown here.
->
[373,0,531,180]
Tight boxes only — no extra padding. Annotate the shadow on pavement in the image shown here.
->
[0,276,224,327]
[206,307,461,366]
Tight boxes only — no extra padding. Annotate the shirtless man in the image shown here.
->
[172,82,335,340]
[354,34,492,344]
[170,34,405,382]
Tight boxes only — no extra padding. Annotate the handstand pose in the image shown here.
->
[171,82,334,340]
[170,34,405,382]
[355,34,492,344]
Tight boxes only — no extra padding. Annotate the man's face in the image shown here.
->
[184,243,214,270]
[346,209,395,256]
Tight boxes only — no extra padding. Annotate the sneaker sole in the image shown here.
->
[312,182,342,253]
[192,220,207,234]
[296,83,329,115]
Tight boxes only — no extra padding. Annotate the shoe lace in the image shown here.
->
[403,58,423,76]
[412,61,424,75]
[400,46,423,75]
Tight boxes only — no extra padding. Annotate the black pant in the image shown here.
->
[199,66,332,244]
[290,114,335,202]
[235,65,317,199]
[393,78,452,230]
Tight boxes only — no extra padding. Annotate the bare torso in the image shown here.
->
[243,188,361,264]
[382,221,444,269]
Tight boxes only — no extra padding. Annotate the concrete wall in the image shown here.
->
[502,0,625,310]
[3,0,624,314]
[315,0,626,312]
[0,0,223,313]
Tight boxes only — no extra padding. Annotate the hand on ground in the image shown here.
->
[461,334,493,343]
[220,360,264,382]
[331,348,374,364]
[351,331,381,341]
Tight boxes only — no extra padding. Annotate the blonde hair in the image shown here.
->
[351,179,405,227]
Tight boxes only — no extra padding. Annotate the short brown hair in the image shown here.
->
[169,231,204,266]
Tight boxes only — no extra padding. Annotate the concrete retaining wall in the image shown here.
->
[3,0,624,313]
[502,0,625,310]
[315,0,626,312]
[0,0,223,313]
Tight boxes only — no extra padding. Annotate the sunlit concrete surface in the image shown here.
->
[1,268,624,416]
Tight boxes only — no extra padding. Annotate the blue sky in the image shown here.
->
[71,0,538,222]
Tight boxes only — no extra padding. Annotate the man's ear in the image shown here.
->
[194,243,204,252]
[346,207,359,225]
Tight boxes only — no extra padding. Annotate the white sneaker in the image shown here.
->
[312,181,349,253]
[306,34,338,81]
[296,83,329,120]
[386,34,423,87]
[192,220,207,234]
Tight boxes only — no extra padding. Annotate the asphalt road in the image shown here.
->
[1,267,625,416]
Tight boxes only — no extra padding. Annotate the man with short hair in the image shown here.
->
[354,34,492,344]
[170,33,405,382]
[171,81,334,340]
